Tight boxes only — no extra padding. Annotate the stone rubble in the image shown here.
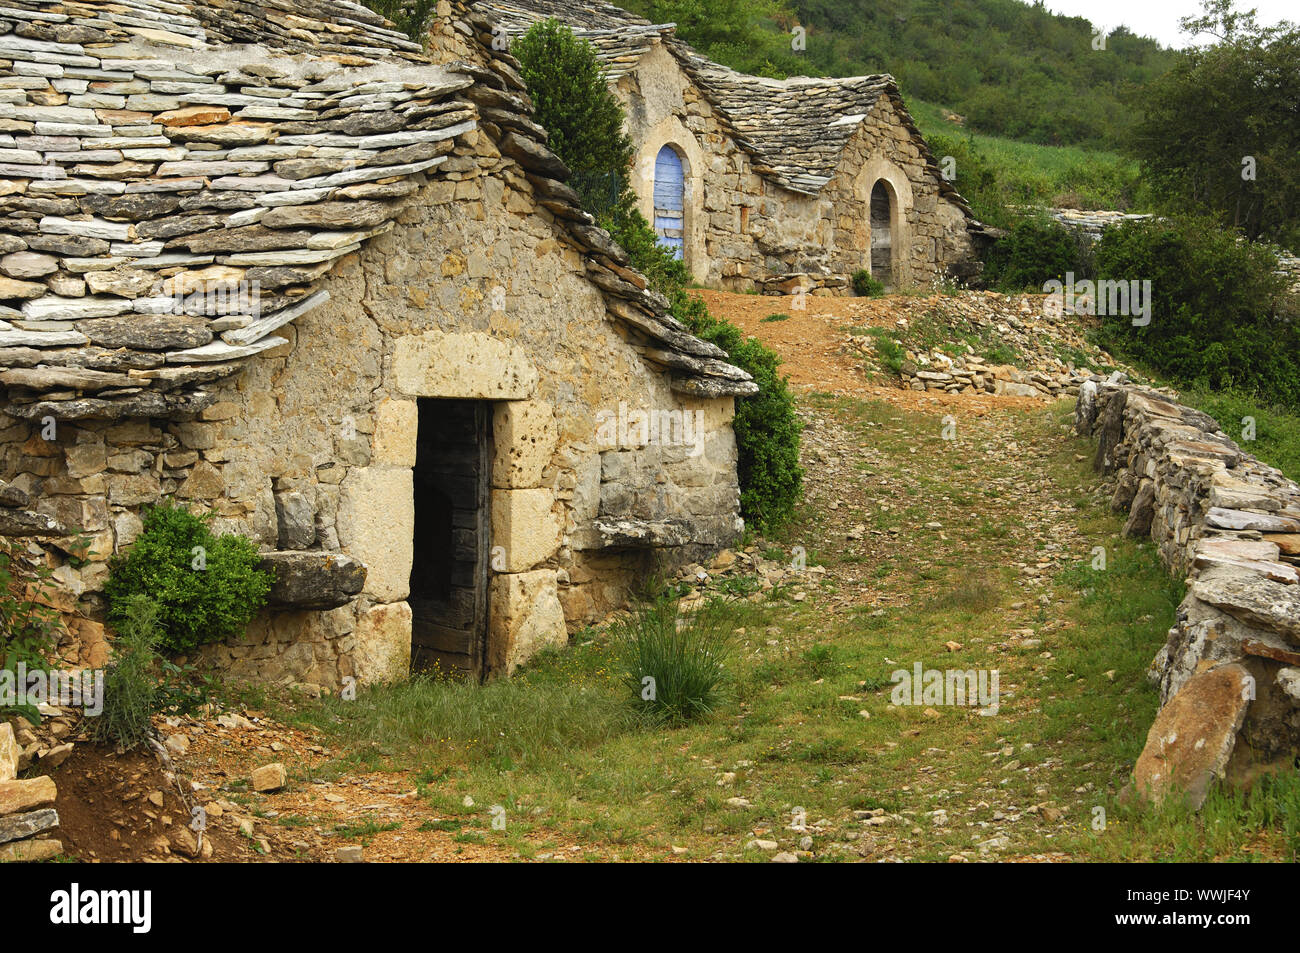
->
[0,715,66,861]
[842,291,1156,399]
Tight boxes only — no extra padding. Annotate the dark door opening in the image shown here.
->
[410,399,492,680]
[870,180,893,287]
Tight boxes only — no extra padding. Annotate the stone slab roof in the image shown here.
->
[476,0,976,211]
[0,0,753,423]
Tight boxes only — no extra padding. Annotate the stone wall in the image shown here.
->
[1076,380,1300,807]
[616,48,975,292]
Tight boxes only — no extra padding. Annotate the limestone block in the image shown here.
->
[1132,663,1251,809]
[338,467,413,602]
[0,725,16,782]
[352,601,412,685]
[0,776,57,816]
[177,460,224,500]
[250,763,287,793]
[491,488,561,572]
[489,569,567,676]
[492,400,556,488]
[373,398,417,467]
[393,330,537,400]
[64,442,107,479]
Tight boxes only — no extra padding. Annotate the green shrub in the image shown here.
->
[852,270,886,297]
[602,204,690,292]
[616,598,733,726]
[513,19,635,219]
[91,595,162,752]
[104,500,271,655]
[1093,216,1298,407]
[983,213,1093,292]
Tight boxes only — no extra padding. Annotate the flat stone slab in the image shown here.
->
[1132,664,1251,809]
[0,807,59,845]
[1191,567,1300,641]
[1206,507,1300,533]
[0,776,57,816]
[260,550,366,610]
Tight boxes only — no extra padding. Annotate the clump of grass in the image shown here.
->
[91,595,162,752]
[852,269,886,297]
[762,312,791,322]
[802,643,840,678]
[288,667,634,772]
[873,333,906,374]
[937,573,1002,613]
[335,815,400,844]
[615,598,734,726]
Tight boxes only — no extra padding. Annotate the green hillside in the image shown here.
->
[622,0,1177,152]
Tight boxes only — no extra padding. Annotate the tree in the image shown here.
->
[1131,1,1300,248]
[512,19,635,217]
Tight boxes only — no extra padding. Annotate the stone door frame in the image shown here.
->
[633,117,707,280]
[855,157,912,289]
[338,330,567,684]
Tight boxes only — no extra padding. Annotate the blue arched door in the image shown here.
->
[653,145,685,260]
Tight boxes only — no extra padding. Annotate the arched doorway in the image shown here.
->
[870,179,893,286]
[653,144,686,260]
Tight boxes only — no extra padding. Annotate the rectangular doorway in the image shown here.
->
[409,399,492,680]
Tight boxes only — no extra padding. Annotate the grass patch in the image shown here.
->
[1181,385,1300,483]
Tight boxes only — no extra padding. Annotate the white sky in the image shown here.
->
[1041,0,1296,47]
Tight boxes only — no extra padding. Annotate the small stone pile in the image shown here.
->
[1077,381,1300,808]
[673,544,826,601]
[844,291,1137,399]
[0,719,63,861]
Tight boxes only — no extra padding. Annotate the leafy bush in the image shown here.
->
[91,595,162,752]
[1093,216,1298,407]
[872,332,906,374]
[1131,7,1300,249]
[983,213,1093,292]
[513,19,636,218]
[851,269,886,297]
[602,204,690,292]
[616,598,734,725]
[104,500,271,655]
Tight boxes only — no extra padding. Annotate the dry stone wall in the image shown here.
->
[1076,380,1300,807]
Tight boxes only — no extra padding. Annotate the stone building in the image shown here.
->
[0,0,756,687]
[479,0,986,292]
